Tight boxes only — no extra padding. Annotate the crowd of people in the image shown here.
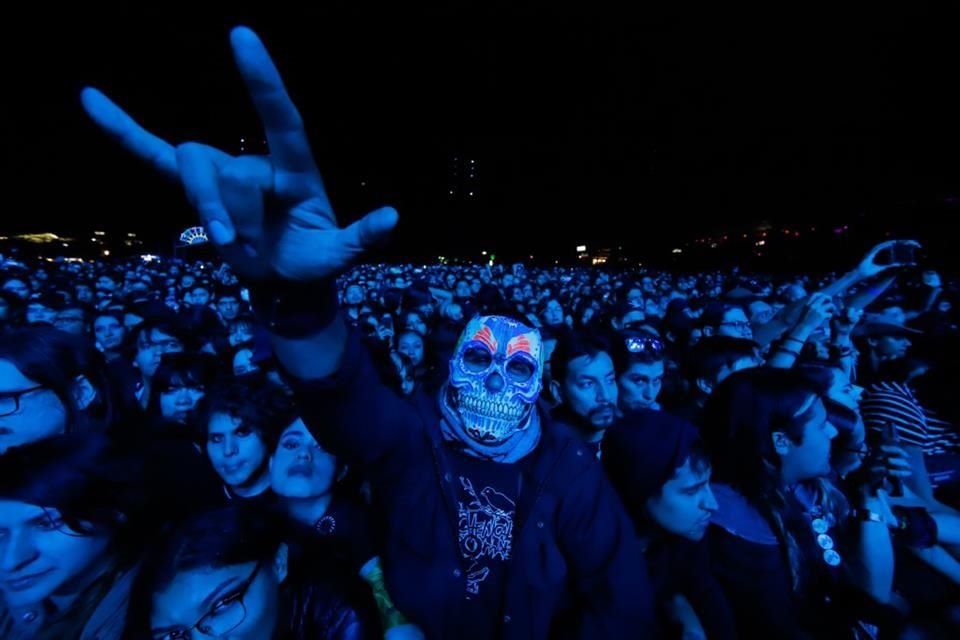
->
[1,241,958,638]
[0,25,957,640]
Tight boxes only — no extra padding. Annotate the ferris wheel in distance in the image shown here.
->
[179,226,209,246]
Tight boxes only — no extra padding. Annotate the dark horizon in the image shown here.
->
[5,5,960,263]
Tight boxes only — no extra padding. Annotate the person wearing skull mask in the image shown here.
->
[83,26,654,639]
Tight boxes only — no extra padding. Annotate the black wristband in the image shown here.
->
[247,279,339,338]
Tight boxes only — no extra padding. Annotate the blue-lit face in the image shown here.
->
[270,420,338,499]
[150,558,284,640]
[778,398,839,483]
[0,360,67,454]
[206,413,268,491]
[0,501,110,609]
[646,460,716,541]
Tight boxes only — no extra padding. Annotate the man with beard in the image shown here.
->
[548,332,619,460]
[82,26,654,639]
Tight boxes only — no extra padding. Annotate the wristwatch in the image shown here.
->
[853,508,886,525]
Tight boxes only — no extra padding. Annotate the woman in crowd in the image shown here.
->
[92,310,128,363]
[145,352,218,428]
[0,326,114,453]
[270,418,375,577]
[701,367,901,638]
[0,433,145,639]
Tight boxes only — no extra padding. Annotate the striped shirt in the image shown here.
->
[861,381,959,456]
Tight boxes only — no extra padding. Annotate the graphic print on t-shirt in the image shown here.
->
[457,476,516,595]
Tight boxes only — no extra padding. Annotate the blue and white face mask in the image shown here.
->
[447,316,543,444]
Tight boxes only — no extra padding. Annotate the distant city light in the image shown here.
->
[481,251,487,256]
[94,231,106,236]
[141,254,160,263]
[102,250,110,257]
[672,248,683,254]
[576,245,587,253]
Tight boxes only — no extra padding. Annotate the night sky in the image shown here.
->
[4,5,960,262]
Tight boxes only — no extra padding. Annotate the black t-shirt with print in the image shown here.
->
[445,448,524,638]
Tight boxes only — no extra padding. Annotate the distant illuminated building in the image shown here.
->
[447,154,479,201]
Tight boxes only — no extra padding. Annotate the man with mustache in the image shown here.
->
[549,332,620,460]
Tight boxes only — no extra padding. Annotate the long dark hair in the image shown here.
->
[197,381,295,451]
[701,367,824,589]
[0,326,115,433]
[0,432,145,546]
[145,352,221,422]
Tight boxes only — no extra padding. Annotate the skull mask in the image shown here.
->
[447,316,543,444]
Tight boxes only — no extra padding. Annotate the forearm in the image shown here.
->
[765,324,814,369]
[819,269,863,299]
[845,275,895,311]
[909,545,960,585]
[851,499,895,603]
[271,315,348,381]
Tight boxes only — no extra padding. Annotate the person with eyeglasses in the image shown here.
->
[0,326,113,454]
[130,318,188,410]
[671,336,761,425]
[83,27,655,638]
[142,506,378,640]
[0,434,146,640]
[701,303,754,341]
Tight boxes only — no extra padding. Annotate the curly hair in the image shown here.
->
[197,382,296,452]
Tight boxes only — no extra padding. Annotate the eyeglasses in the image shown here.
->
[154,560,263,640]
[160,384,206,396]
[139,338,184,354]
[625,336,664,355]
[0,386,49,417]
